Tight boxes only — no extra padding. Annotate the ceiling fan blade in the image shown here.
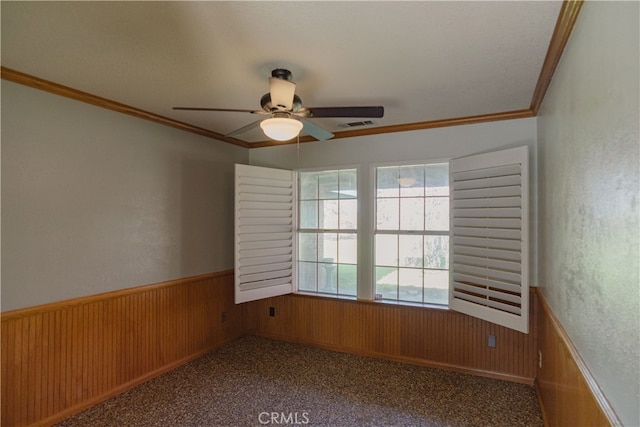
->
[226,119,263,137]
[304,106,384,118]
[269,77,296,111]
[174,107,252,112]
[300,118,334,141]
[173,107,268,114]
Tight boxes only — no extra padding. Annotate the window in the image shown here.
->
[234,146,529,333]
[297,169,358,297]
[374,163,450,305]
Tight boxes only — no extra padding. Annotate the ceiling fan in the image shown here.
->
[173,69,384,142]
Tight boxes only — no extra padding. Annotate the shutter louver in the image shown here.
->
[449,146,529,333]
[235,164,295,303]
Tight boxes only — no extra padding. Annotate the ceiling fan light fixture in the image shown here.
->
[260,117,303,141]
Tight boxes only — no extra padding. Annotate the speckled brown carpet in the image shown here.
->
[56,336,543,427]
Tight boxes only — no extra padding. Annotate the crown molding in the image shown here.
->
[0,67,249,148]
[529,0,584,114]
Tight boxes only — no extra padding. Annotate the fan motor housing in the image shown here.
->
[261,93,302,112]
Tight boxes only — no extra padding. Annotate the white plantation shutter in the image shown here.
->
[449,146,529,333]
[235,164,295,303]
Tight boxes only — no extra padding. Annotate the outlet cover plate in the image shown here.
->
[488,334,497,348]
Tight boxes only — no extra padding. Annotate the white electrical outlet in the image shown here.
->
[538,350,543,368]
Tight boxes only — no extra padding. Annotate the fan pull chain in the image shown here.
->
[296,133,300,170]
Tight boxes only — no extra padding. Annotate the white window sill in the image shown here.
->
[294,291,450,311]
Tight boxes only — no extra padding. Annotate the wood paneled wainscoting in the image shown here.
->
[252,291,539,384]
[1,270,249,427]
[536,292,620,426]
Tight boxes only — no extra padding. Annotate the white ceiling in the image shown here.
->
[1,1,562,144]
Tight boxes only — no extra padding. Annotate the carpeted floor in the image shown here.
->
[56,336,544,427]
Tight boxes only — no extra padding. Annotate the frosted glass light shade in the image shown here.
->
[260,117,303,141]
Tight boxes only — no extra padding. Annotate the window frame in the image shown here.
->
[295,165,361,299]
[370,158,452,306]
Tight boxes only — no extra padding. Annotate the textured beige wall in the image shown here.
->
[537,2,639,425]
[1,80,248,311]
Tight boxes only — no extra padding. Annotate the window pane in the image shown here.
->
[319,200,339,229]
[375,234,398,266]
[424,269,449,305]
[425,197,449,231]
[338,233,357,264]
[298,233,317,262]
[318,260,337,293]
[377,198,399,230]
[298,262,317,292]
[373,162,449,305]
[425,164,449,197]
[318,171,339,199]
[319,233,338,263]
[399,165,424,197]
[424,235,449,269]
[400,197,424,230]
[399,235,423,268]
[376,266,397,299]
[339,199,357,229]
[398,268,423,302]
[299,200,318,228]
[377,166,399,197]
[339,170,357,199]
[298,168,358,299]
[300,172,318,200]
[338,264,357,296]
